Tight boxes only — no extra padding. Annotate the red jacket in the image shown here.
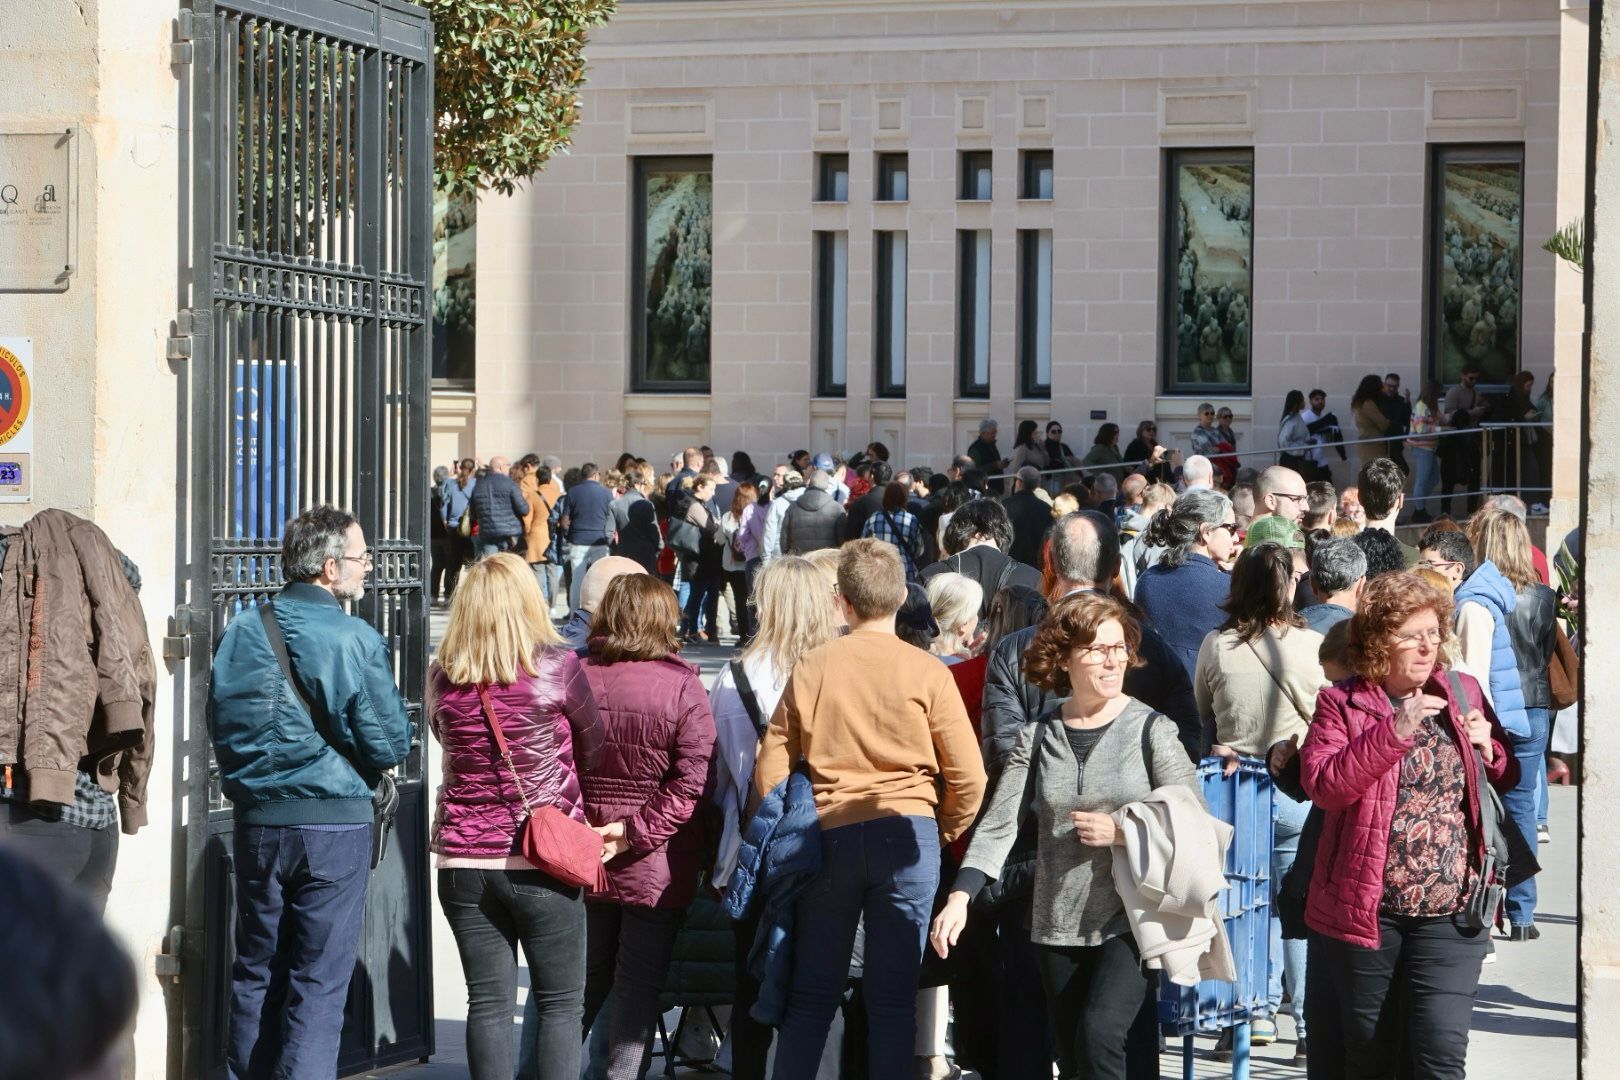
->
[581,650,716,909]
[1300,668,1517,948]
[428,647,603,860]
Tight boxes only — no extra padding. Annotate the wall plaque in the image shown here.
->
[0,130,77,292]
[0,339,34,503]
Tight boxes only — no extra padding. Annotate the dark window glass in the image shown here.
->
[875,231,908,397]
[817,153,850,202]
[632,157,712,391]
[1021,150,1054,200]
[957,230,991,398]
[877,152,909,202]
[1162,148,1253,394]
[1019,229,1052,399]
[960,150,992,201]
[815,231,848,397]
[1427,144,1524,386]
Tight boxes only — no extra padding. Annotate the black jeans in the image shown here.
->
[444,531,473,598]
[729,911,775,1080]
[1311,915,1487,1080]
[724,569,755,641]
[227,825,371,1080]
[583,901,682,1080]
[1035,935,1149,1080]
[0,804,118,912]
[438,868,585,1080]
[992,898,1057,1080]
[1439,434,1482,517]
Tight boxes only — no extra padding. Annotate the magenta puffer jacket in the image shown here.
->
[1300,668,1516,949]
[429,647,603,861]
[580,651,716,910]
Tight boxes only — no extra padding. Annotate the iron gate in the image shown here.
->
[180,1,434,1075]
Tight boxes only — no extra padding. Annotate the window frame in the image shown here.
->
[815,230,849,398]
[1424,142,1526,390]
[630,155,714,393]
[959,150,993,201]
[957,229,992,399]
[816,152,850,203]
[1020,149,1054,200]
[1018,229,1053,399]
[876,152,910,202]
[1159,146,1255,396]
[875,231,908,398]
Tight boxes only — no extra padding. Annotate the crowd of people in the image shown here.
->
[379,416,1583,1080]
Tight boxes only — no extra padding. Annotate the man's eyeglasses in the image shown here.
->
[341,550,374,567]
[1422,558,1461,572]
[1075,643,1133,665]
[1273,491,1308,504]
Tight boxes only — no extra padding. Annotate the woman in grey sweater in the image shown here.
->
[930,592,1198,1080]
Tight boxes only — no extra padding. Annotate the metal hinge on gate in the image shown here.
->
[172,11,195,66]
[155,926,184,982]
[163,606,193,661]
[167,309,199,362]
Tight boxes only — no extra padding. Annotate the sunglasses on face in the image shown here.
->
[1209,522,1239,536]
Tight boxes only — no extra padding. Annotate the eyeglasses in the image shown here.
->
[1421,558,1461,572]
[340,550,374,567]
[1209,522,1240,536]
[1075,643,1133,665]
[1392,628,1444,648]
[1273,491,1308,504]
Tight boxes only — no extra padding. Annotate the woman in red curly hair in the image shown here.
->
[1300,571,1517,1080]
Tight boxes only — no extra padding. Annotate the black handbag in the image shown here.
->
[1447,671,1538,929]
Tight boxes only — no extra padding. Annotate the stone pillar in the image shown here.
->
[1552,0,1590,546]
[1583,2,1620,1070]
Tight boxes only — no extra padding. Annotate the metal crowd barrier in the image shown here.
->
[1157,755,1275,1080]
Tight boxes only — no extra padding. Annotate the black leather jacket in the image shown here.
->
[1506,582,1558,711]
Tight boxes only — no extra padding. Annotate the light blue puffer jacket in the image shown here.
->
[1454,560,1530,739]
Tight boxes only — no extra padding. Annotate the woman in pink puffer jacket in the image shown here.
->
[429,554,603,1080]
[1300,572,1516,1080]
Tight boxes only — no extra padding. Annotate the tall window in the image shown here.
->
[1021,150,1054,200]
[1428,144,1524,386]
[815,231,849,397]
[875,232,907,397]
[957,230,991,398]
[1162,148,1253,394]
[877,153,909,202]
[960,151,992,200]
[632,157,712,391]
[817,153,849,202]
[1019,230,1053,399]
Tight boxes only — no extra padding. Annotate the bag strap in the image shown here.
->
[731,659,768,736]
[1140,711,1156,783]
[475,684,538,818]
[259,601,318,719]
[1245,634,1314,727]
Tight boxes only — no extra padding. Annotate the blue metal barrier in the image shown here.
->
[1157,755,1276,1080]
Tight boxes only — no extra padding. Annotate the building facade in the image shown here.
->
[464,0,1579,489]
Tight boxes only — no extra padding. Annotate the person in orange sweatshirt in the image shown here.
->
[754,538,987,1080]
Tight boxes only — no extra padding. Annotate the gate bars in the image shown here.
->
[182,1,434,1074]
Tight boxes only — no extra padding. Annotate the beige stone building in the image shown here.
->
[460,0,1582,508]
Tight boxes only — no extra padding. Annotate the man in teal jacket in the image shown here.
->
[208,505,411,1080]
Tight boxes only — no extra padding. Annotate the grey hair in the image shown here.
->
[1092,472,1119,499]
[1142,488,1232,569]
[1050,510,1121,586]
[781,469,806,492]
[432,465,450,485]
[805,468,831,492]
[1017,465,1041,488]
[978,417,999,435]
[1485,493,1528,521]
[1309,536,1368,594]
[1182,455,1214,486]
[282,505,358,583]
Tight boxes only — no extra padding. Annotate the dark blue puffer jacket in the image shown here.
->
[208,583,412,824]
[1455,560,1530,739]
[723,769,820,1026]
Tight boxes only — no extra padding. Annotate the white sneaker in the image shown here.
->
[1538,824,1551,845]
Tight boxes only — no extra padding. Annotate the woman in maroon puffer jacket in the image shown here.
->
[429,554,603,1080]
[578,573,716,1080]
[1300,572,1516,1079]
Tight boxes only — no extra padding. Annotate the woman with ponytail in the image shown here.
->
[1132,487,1236,681]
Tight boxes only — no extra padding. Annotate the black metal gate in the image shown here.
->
[179,1,434,1075]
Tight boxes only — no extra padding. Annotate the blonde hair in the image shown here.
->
[1142,483,1177,513]
[801,546,842,588]
[1051,493,1079,519]
[438,553,561,685]
[1467,508,1540,591]
[743,557,842,683]
[1414,567,1462,664]
[837,538,907,620]
[926,572,983,652]
[1331,517,1362,537]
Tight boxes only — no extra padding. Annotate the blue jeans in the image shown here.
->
[772,816,940,1080]
[227,824,371,1080]
[1409,446,1440,517]
[1505,707,1551,926]
[478,534,522,559]
[1269,790,1309,1039]
[683,574,719,636]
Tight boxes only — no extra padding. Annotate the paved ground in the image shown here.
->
[375,619,1576,1079]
